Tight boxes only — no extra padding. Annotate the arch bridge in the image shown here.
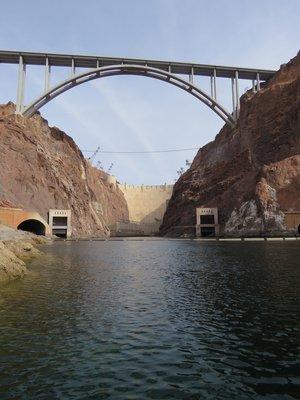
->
[0,50,276,126]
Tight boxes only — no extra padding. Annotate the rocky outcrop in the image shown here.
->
[0,224,46,284]
[160,53,300,236]
[0,241,27,284]
[0,104,129,237]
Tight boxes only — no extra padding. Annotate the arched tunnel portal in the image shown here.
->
[17,219,46,236]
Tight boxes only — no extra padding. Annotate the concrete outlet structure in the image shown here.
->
[0,207,50,236]
[48,209,72,238]
[284,211,300,235]
[196,207,220,237]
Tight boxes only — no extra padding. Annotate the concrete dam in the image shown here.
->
[111,183,173,236]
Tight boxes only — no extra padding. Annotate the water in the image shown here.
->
[0,239,299,399]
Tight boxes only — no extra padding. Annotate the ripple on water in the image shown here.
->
[0,240,299,399]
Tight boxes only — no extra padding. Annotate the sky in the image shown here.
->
[0,0,299,184]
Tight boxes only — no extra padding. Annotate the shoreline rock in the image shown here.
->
[0,224,48,285]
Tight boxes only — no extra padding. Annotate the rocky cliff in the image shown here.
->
[160,53,300,236]
[0,103,128,237]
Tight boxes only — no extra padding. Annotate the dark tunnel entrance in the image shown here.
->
[17,219,46,236]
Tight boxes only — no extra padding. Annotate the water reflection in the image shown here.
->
[0,240,299,399]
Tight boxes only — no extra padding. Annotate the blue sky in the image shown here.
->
[0,0,299,184]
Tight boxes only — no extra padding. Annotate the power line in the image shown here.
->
[81,147,199,154]
[87,146,100,163]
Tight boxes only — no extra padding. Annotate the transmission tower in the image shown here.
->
[177,167,185,176]
[96,161,103,170]
[107,163,114,173]
[88,146,100,164]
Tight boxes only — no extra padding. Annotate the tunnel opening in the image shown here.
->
[52,229,67,238]
[200,226,216,237]
[17,219,46,236]
[52,216,68,238]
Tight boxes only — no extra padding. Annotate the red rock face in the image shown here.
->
[0,199,15,208]
[160,53,300,236]
[0,103,129,237]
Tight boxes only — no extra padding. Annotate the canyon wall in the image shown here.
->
[160,53,300,236]
[0,103,129,237]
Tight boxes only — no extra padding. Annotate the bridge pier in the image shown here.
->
[230,72,240,119]
[71,58,75,76]
[44,57,51,91]
[235,70,240,117]
[231,77,236,116]
[256,72,261,91]
[16,55,26,114]
[210,68,217,100]
[189,66,194,84]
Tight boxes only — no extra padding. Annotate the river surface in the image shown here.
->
[0,239,299,399]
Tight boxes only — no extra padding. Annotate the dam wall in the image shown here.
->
[116,184,173,235]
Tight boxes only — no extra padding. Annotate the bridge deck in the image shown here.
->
[0,50,275,81]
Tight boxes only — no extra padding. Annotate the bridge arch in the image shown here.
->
[22,64,235,126]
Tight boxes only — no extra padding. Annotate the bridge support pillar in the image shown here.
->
[189,67,194,84]
[16,55,26,114]
[235,70,240,118]
[71,58,75,76]
[256,72,261,91]
[210,69,217,100]
[44,57,51,92]
[231,77,236,117]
